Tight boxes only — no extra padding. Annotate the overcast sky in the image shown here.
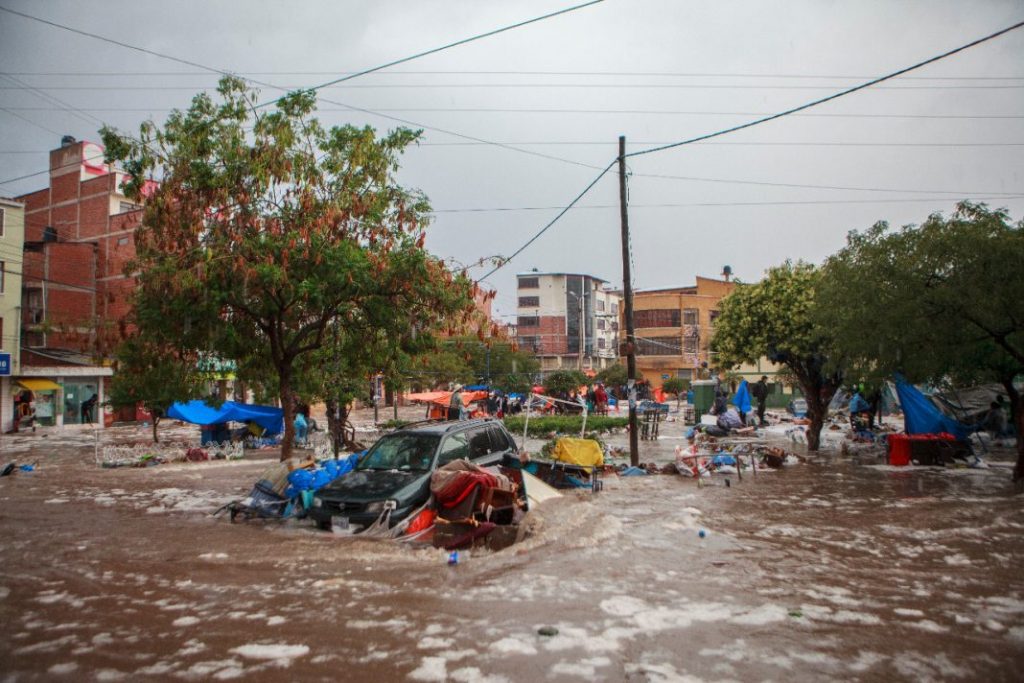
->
[1,0,1022,322]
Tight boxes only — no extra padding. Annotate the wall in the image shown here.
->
[0,200,25,373]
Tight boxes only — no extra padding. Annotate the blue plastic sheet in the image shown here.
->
[732,380,752,414]
[167,400,284,435]
[895,377,970,439]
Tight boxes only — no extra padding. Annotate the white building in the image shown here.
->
[515,270,621,374]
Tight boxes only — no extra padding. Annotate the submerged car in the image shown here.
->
[309,418,519,532]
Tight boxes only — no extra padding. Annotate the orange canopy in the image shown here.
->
[406,390,488,407]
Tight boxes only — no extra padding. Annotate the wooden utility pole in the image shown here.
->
[618,135,639,467]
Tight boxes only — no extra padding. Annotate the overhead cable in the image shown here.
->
[627,19,1024,158]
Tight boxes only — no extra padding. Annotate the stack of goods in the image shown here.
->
[430,460,526,551]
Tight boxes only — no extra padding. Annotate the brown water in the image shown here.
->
[1,414,1022,681]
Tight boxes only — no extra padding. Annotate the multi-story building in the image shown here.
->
[629,276,732,381]
[9,137,143,428]
[1,198,25,433]
[627,275,783,390]
[515,270,621,374]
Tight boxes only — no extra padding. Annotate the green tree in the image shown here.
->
[543,370,589,397]
[107,335,205,443]
[711,262,842,450]
[595,362,641,390]
[103,77,475,460]
[818,202,1024,481]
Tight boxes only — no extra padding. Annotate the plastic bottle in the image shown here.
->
[447,551,459,565]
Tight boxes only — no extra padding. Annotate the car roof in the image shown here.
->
[396,418,505,436]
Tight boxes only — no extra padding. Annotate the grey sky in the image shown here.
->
[1,0,1022,323]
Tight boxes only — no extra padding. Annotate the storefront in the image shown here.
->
[14,378,61,427]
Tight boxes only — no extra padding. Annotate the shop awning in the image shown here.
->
[17,378,61,392]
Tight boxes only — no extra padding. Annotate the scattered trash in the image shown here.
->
[447,551,460,565]
[698,529,707,538]
[538,626,559,637]
[789,610,803,618]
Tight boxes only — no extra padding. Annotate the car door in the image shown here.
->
[467,425,504,467]
[436,432,470,467]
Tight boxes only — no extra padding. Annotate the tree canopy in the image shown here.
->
[818,202,1024,480]
[103,77,477,459]
[711,262,842,450]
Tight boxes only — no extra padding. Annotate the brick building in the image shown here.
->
[10,137,142,428]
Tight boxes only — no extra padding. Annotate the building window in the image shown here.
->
[596,300,605,312]
[636,336,681,356]
[0,207,5,237]
[518,296,540,307]
[683,336,698,354]
[0,261,4,294]
[117,236,130,246]
[119,201,142,213]
[709,310,720,327]
[518,277,539,289]
[597,338,606,349]
[683,308,698,326]
[518,316,539,327]
[611,321,619,331]
[635,309,681,328]
[596,318,606,330]
[611,303,619,314]
[518,336,540,351]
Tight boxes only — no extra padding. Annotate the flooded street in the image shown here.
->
[1,413,1022,681]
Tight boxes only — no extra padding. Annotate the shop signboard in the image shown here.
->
[0,352,10,376]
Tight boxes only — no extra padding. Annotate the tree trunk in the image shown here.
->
[326,398,343,458]
[805,387,825,451]
[152,414,161,444]
[279,366,295,462]
[1005,381,1023,485]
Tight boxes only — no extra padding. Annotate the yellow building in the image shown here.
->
[625,276,785,390]
[1,198,25,432]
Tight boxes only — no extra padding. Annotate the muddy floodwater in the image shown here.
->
[1,411,1023,682]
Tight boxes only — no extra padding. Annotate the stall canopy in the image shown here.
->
[17,379,61,392]
[895,378,970,440]
[167,400,284,435]
[406,390,488,407]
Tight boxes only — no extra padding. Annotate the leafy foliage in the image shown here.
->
[661,377,689,397]
[711,262,842,450]
[543,370,589,397]
[502,415,628,437]
[596,362,641,388]
[103,77,476,459]
[818,202,1024,479]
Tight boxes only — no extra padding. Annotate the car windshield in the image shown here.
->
[356,433,440,472]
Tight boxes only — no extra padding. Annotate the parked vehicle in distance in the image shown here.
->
[309,418,519,532]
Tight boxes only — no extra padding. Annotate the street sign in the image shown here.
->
[0,353,10,376]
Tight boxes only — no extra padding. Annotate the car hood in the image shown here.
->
[317,469,429,502]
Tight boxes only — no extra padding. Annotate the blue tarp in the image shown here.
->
[732,380,752,414]
[895,378,970,439]
[167,400,284,435]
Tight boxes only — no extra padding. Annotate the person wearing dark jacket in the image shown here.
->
[752,376,770,426]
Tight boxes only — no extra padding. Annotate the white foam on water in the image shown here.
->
[908,619,949,634]
[828,610,883,625]
[449,667,509,683]
[848,651,886,672]
[423,624,447,636]
[551,656,611,678]
[417,637,454,649]
[266,616,286,626]
[92,633,114,646]
[624,661,707,683]
[408,656,447,681]
[490,636,537,655]
[231,643,309,661]
[181,659,244,677]
[729,604,789,626]
[1007,626,1024,641]
[134,661,177,675]
[944,553,972,566]
[95,670,127,681]
[13,635,77,655]
[199,553,229,560]
[47,662,78,675]
[44,498,69,504]
[600,595,648,617]
[984,619,1005,631]
[172,616,201,627]
[894,608,925,617]
[213,667,246,680]
[176,639,206,656]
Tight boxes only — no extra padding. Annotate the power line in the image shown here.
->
[5,82,1024,90]
[0,5,601,175]
[254,1,607,109]
[5,69,1024,80]
[437,195,1024,215]
[627,19,1024,158]
[477,161,617,281]
[2,105,1021,120]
